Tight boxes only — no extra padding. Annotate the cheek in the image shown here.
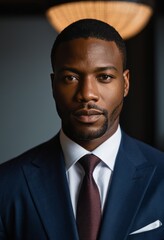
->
[53,87,73,116]
[53,82,75,100]
[101,84,124,108]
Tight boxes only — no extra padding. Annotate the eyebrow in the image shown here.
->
[94,66,118,72]
[57,66,118,74]
[57,67,80,74]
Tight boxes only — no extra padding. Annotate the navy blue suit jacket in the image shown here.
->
[0,131,164,240]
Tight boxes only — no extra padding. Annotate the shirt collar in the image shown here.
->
[60,125,121,171]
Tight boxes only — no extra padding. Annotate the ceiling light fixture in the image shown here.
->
[46,0,154,39]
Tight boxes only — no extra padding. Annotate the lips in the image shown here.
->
[73,109,103,123]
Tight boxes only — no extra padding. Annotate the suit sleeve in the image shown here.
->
[0,216,7,240]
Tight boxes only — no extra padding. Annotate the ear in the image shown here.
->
[123,69,130,97]
[51,73,55,87]
[50,73,55,98]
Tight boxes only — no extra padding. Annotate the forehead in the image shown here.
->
[53,38,123,69]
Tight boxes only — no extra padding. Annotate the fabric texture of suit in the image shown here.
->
[0,131,164,240]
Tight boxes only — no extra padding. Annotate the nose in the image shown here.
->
[75,77,100,103]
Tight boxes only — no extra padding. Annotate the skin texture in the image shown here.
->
[51,37,130,151]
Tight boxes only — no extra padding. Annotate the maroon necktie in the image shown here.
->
[76,154,101,240]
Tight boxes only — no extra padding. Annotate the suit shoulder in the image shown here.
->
[135,138,164,159]
[0,135,60,174]
[122,132,164,162]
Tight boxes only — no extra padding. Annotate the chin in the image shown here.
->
[72,124,108,141]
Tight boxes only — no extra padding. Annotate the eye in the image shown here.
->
[63,75,79,83]
[97,74,113,83]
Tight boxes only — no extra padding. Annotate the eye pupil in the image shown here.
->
[98,74,111,82]
[66,76,75,81]
[64,75,78,83]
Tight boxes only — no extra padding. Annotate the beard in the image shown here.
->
[66,115,108,141]
[58,100,123,142]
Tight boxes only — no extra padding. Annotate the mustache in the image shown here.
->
[72,103,108,116]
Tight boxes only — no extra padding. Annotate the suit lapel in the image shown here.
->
[99,133,157,240]
[21,136,78,240]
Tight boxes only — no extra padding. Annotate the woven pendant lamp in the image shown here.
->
[46,0,154,39]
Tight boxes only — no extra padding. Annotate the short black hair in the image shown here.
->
[51,18,127,70]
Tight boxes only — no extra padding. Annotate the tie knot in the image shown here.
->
[79,154,100,176]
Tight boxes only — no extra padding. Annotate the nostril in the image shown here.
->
[76,91,99,103]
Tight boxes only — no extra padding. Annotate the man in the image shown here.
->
[0,19,164,240]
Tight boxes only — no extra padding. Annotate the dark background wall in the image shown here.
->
[0,16,61,162]
[0,6,164,163]
[155,16,164,151]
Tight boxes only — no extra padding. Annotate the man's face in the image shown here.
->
[51,38,129,150]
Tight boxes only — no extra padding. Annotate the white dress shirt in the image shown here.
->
[60,126,121,217]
